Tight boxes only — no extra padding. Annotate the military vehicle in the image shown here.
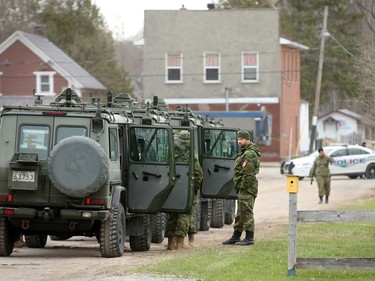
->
[160,103,240,231]
[0,88,177,257]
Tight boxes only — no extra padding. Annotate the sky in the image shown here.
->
[93,0,217,40]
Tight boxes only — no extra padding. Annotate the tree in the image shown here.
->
[38,0,132,95]
[218,0,271,8]
[354,42,375,122]
[0,0,133,96]
[220,0,363,115]
[0,0,41,43]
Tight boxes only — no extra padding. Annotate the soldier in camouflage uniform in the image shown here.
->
[222,130,261,246]
[309,147,333,204]
[166,130,203,250]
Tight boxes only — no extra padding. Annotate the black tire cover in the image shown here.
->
[48,136,109,197]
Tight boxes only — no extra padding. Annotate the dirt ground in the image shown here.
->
[2,163,375,281]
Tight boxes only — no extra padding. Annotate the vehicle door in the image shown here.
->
[347,147,369,174]
[329,147,350,175]
[161,127,195,213]
[127,125,175,213]
[8,115,54,204]
[201,128,238,199]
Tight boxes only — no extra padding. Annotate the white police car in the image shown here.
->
[282,145,375,179]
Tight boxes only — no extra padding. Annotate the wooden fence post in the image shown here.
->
[286,175,299,276]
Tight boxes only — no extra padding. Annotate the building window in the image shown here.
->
[33,71,56,95]
[242,52,258,82]
[204,52,220,82]
[166,53,182,83]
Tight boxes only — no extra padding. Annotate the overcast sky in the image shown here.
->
[93,0,217,40]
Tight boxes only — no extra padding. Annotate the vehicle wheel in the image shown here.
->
[24,234,47,248]
[199,200,211,231]
[48,136,109,198]
[151,212,166,244]
[129,215,151,251]
[99,203,126,258]
[0,217,15,256]
[299,177,304,181]
[49,234,73,241]
[365,164,375,179]
[211,199,224,228]
[224,199,236,225]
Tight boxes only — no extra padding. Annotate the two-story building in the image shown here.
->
[142,8,307,161]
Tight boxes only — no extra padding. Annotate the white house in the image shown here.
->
[317,109,374,145]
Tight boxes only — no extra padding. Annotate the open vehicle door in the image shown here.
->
[161,127,195,213]
[201,128,238,199]
[127,125,175,213]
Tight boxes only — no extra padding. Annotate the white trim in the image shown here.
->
[165,52,183,83]
[280,37,309,50]
[241,51,259,83]
[33,71,56,96]
[164,97,279,104]
[203,52,221,83]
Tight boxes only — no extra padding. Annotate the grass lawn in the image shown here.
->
[134,198,375,281]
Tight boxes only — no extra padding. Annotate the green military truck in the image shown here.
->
[164,104,239,231]
[0,88,177,257]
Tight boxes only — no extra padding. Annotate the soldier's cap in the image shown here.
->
[179,130,190,142]
[237,130,250,140]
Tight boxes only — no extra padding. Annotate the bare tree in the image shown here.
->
[353,41,375,122]
[0,0,41,43]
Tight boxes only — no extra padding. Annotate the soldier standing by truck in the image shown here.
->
[222,130,261,246]
[165,130,203,250]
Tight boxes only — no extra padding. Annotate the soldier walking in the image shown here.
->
[310,147,334,204]
[222,130,261,246]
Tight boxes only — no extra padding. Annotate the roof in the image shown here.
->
[0,31,106,90]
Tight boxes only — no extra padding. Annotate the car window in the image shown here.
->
[330,148,348,157]
[349,148,369,155]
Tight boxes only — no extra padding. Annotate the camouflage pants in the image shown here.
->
[188,193,199,234]
[165,193,199,237]
[233,195,255,232]
[316,175,331,197]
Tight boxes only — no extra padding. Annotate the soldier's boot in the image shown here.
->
[167,236,177,250]
[235,231,254,246]
[176,236,185,250]
[325,196,329,204]
[319,196,323,204]
[188,233,195,247]
[222,230,242,245]
[14,235,25,248]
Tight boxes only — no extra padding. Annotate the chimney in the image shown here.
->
[34,24,46,37]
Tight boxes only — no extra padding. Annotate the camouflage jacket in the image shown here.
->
[310,155,333,177]
[233,143,261,197]
[175,146,202,194]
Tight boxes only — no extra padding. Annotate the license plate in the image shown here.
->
[12,171,35,182]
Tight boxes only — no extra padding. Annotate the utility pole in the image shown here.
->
[309,6,329,153]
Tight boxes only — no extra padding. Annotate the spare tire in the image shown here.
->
[48,136,109,197]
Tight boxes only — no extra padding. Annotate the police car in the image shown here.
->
[282,145,375,179]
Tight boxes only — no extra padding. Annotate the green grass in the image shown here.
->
[133,198,375,281]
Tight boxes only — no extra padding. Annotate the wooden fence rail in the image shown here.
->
[287,176,375,276]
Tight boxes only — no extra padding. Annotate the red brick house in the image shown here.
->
[0,31,106,106]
